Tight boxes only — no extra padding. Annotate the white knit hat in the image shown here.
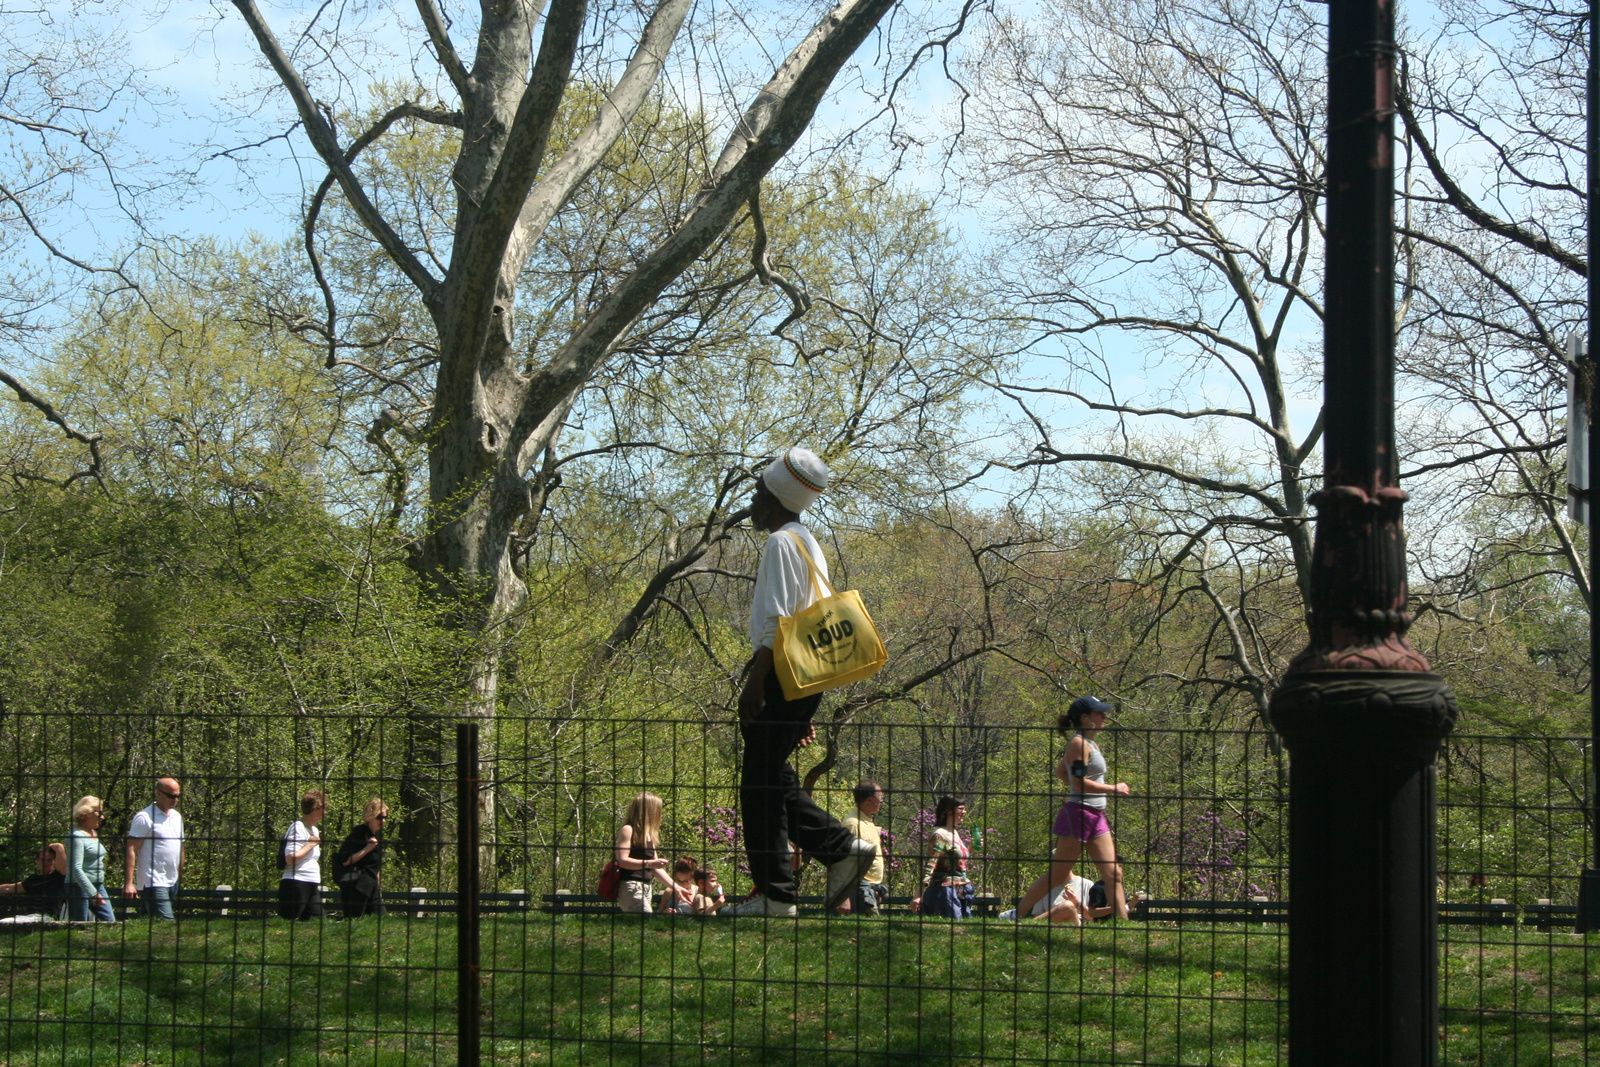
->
[761,448,830,513]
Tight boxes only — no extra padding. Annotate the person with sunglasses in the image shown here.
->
[0,843,67,919]
[123,777,185,920]
[68,797,116,923]
[333,798,388,918]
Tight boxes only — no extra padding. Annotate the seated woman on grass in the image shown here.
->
[1003,871,1143,924]
[613,792,681,915]
[0,843,67,919]
[911,796,975,919]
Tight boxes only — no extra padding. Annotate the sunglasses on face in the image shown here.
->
[160,791,181,800]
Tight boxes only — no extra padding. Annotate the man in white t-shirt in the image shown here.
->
[123,777,185,920]
[723,449,876,918]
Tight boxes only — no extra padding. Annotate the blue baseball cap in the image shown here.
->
[1067,695,1114,723]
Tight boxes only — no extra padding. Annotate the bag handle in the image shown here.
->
[781,530,836,599]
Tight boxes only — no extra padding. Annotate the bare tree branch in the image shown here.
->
[414,0,470,97]
[1395,82,1585,278]
[0,367,106,491]
[230,0,442,299]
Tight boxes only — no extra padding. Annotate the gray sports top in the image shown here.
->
[1070,736,1108,810]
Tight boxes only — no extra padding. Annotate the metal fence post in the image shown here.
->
[1266,0,1460,1062]
[458,722,481,1067]
[1579,0,1600,936]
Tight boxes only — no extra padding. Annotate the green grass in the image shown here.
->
[0,917,1590,1065]
[1439,929,1598,1067]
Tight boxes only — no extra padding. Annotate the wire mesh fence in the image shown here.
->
[0,708,1593,1065]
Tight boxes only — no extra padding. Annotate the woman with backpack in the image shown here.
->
[278,790,327,921]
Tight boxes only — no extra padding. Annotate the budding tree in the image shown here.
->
[1,0,167,489]
[221,0,966,847]
[959,0,1326,724]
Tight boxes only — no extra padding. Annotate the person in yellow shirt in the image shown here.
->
[839,781,887,915]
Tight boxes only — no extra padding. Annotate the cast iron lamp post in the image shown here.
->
[1266,0,1460,1060]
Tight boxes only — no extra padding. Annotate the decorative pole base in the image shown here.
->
[1270,671,1458,1065]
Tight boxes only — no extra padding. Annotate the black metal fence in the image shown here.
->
[0,709,1592,1064]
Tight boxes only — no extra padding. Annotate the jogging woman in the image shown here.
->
[1009,696,1131,921]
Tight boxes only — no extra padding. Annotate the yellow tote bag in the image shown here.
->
[773,531,888,700]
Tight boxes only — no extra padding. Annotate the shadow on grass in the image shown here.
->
[0,916,1588,1065]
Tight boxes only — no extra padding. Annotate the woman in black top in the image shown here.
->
[334,798,387,918]
[0,843,66,919]
[614,792,677,914]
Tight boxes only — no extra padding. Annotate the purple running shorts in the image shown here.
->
[1052,801,1110,842]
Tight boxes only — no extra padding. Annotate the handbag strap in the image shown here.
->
[781,530,836,599]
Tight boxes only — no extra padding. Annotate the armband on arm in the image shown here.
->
[1070,760,1088,779]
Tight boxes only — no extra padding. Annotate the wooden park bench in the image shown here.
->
[161,885,535,919]
[1127,897,1288,925]
[1437,900,1516,927]
[542,892,618,915]
[1122,897,1529,928]
[541,891,1003,917]
[1521,899,1578,932]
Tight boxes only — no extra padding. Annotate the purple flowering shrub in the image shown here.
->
[1146,809,1277,899]
[690,804,749,877]
[878,828,902,872]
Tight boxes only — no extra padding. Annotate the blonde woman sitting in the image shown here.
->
[614,793,682,914]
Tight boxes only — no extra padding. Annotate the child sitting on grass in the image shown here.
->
[692,867,727,914]
[657,856,699,915]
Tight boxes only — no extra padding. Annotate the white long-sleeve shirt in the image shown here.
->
[748,522,830,651]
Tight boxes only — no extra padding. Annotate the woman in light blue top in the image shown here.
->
[66,795,116,923]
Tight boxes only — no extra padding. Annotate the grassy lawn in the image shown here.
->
[0,917,1589,1065]
[1439,928,1598,1067]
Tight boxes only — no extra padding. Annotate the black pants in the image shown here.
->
[338,876,384,918]
[278,879,323,921]
[739,671,859,904]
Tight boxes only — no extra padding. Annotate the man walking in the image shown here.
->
[725,448,876,918]
[124,777,185,920]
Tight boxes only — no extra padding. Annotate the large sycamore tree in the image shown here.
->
[224,0,935,847]
[227,0,900,696]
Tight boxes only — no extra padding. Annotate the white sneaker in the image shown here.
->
[822,839,878,912]
[998,908,1018,922]
[721,894,798,918]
